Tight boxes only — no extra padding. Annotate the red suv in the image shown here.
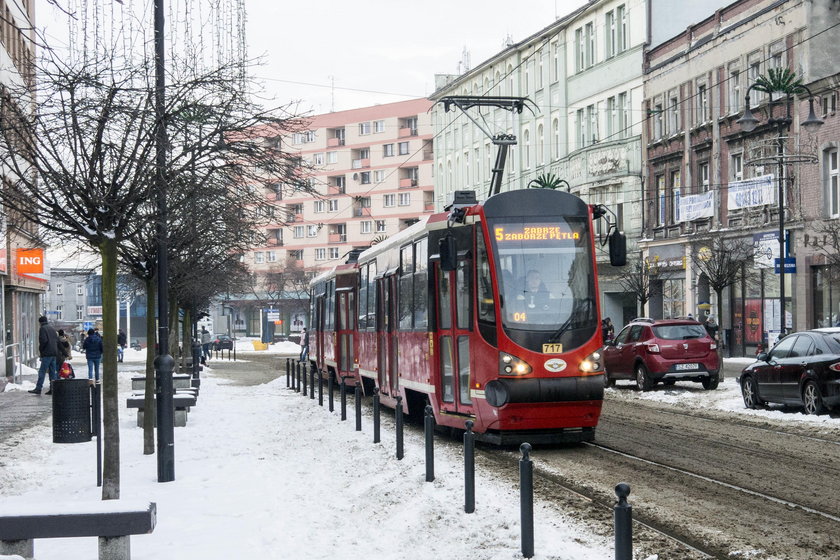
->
[602,318,720,391]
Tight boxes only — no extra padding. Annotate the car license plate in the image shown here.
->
[675,363,699,371]
[542,343,563,354]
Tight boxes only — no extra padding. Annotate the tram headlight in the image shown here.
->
[579,350,604,373]
[499,352,532,376]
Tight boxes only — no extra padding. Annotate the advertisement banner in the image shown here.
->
[678,191,715,222]
[753,232,779,269]
[728,174,775,209]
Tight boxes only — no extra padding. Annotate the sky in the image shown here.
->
[244,0,588,114]
[0,344,828,559]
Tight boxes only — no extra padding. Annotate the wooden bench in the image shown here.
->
[126,394,197,427]
[0,500,156,560]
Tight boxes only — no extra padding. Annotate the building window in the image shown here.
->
[822,92,837,117]
[359,122,371,135]
[653,102,663,139]
[668,93,679,134]
[662,278,685,319]
[827,148,839,218]
[552,118,560,159]
[605,9,616,58]
[360,171,371,184]
[384,194,396,207]
[575,27,585,72]
[398,141,409,155]
[373,170,385,183]
[255,251,264,264]
[289,249,303,260]
[585,22,595,67]
[523,129,531,169]
[327,151,338,164]
[77,285,84,296]
[383,143,394,157]
[376,220,386,233]
[671,170,681,223]
[618,92,628,138]
[748,57,762,104]
[607,97,617,137]
[76,305,83,320]
[374,120,385,133]
[315,248,326,261]
[587,104,597,144]
[329,248,340,260]
[55,283,63,295]
[731,154,743,182]
[314,200,325,213]
[656,175,665,226]
[267,251,277,262]
[696,83,708,124]
[728,66,741,114]
[576,108,586,149]
[536,124,544,166]
[328,199,339,212]
[699,161,710,192]
[398,193,411,206]
[313,153,324,166]
[617,4,626,52]
[361,221,372,234]
[307,225,318,237]
[293,225,304,238]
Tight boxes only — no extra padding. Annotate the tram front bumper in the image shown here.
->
[483,374,605,407]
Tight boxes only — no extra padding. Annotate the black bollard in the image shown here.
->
[309,364,315,400]
[424,405,435,482]
[294,362,300,392]
[302,362,308,396]
[340,377,348,421]
[328,373,334,412]
[520,443,534,558]
[464,420,475,513]
[286,358,290,388]
[373,388,380,444]
[318,367,323,406]
[395,395,404,460]
[614,483,632,560]
[355,385,362,431]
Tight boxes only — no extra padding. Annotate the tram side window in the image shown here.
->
[456,260,472,330]
[358,266,368,328]
[325,280,335,330]
[476,229,495,324]
[399,245,414,329]
[413,239,428,329]
[359,262,377,330]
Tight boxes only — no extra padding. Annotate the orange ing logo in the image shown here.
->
[494,226,579,242]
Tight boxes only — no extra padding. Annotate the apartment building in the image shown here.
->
[234,98,434,337]
[641,0,840,355]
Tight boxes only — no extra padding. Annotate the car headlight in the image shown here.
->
[499,352,532,376]
[579,350,604,373]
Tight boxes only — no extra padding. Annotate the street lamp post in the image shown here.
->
[737,73,823,339]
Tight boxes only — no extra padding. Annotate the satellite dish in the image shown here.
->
[352,173,359,181]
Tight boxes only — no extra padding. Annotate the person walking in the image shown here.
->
[29,316,60,395]
[200,327,212,360]
[601,317,614,343]
[56,329,72,370]
[82,328,104,382]
[117,329,127,362]
[299,328,309,362]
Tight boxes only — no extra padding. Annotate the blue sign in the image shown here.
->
[83,321,94,330]
[774,257,796,274]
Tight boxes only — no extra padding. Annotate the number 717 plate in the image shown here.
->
[542,343,563,354]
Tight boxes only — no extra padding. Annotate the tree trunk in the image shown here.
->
[169,298,179,360]
[100,238,120,500]
[143,276,156,455]
[182,307,191,370]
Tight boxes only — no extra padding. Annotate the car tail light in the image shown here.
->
[829,362,840,372]
[646,343,660,353]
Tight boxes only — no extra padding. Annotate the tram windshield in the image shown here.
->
[490,217,597,340]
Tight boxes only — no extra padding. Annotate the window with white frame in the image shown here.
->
[329,248,340,260]
[373,170,385,183]
[361,221,372,234]
[314,200,325,213]
[696,83,708,124]
[748,57,762,104]
[76,305,83,320]
[668,93,679,134]
[699,161,710,192]
[552,118,560,159]
[822,92,837,117]
[618,92,629,138]
[376,220,386,233]
[307,225,318,237]
[56,305,62,320]
[523,129,531,169]
[769,41,785,70]
[328,199,339,212]
[587,104,597,144]
[657,175,665,226]
[671,170,681,223]
[617,4,626,52]
[653,102,663,139]
[313,153,324,165]
[605,9,616,58]
[267,251,277,262]
[536,124,544,166]
[254,251,264,264]
[327,151,338,164]
[607,97,617,137]
[360,171,371,184]
[289,249,303,260]
[383,143,394,157]
[585,22,595,68]
[537,52,544,90]
[551,42,560,82]
[398,141,409,155]
[315,248,326,261]
[728,66,741,114]
[77,285,84,296]
[359,122,371,135]
[384,194,396,207]
[576,109,586,149]
[575,28,585,72]
[398,193,411,206]
[374,120,385,133]
[56,283,63,295]
[730,154,743,182]
[293,225,304,238]
[827,148,839,217]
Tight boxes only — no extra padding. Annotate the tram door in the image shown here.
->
[434,260,473,414]
[376,273,399,396]
[314,295,325,370]
[336,288,355,380]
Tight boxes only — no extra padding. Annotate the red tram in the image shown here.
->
[310,187,625,444]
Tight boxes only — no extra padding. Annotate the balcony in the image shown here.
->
[353,207,372,217]
[422,151,433,161]
[424,202,435,212]
[399,178,418,188]
[328,185,346,195]
[328,233,347,244]
[399,127,417,138]
[351,158,370,169]
[327,137,345,147]
[267,237,284,246]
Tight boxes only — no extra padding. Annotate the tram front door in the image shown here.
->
[434,260,473,415]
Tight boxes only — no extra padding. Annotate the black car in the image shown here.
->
[213,335,234,351]
[738,328,840,414]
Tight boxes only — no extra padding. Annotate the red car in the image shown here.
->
[602,318,721,391]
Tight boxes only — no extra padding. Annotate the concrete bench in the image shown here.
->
[0,500,156,560]
[131,374,191,391]
[126,394,197,427]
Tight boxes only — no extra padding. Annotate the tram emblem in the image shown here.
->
[544,358,567,372]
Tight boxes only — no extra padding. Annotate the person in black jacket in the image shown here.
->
[29,316,59,395]
[117,329,127,362]
[82,328,104,381]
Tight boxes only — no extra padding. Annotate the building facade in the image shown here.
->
[641,0,840,355]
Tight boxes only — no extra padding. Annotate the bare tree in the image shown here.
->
[689,237,755,322]
[616,258,657,317]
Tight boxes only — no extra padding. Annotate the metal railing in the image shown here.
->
[4,343,21,385]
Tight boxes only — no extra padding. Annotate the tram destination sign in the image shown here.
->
[494,225,580,243]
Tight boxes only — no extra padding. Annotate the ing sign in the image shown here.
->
[17,249,44,274]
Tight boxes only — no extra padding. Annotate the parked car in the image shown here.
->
[602,318,721,391]
[738,328,840,414]
[213,335,234,351]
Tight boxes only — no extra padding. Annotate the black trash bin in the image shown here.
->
[52,378,92,443]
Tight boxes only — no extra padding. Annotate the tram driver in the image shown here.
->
[517,269,551,311]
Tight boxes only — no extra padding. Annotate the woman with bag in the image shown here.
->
[56,329,75,379]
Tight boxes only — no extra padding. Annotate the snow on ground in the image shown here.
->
[0,353,614,560]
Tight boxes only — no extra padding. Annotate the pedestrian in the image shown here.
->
[117,329,127,362]
[703,315,720,341]
[82,328,103,382]
[200,327,212,360]
[601,317,614,343]
[29,316,60,395]
[56,329,72,370]
[299,328,309,362]
[77,330,86,352]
